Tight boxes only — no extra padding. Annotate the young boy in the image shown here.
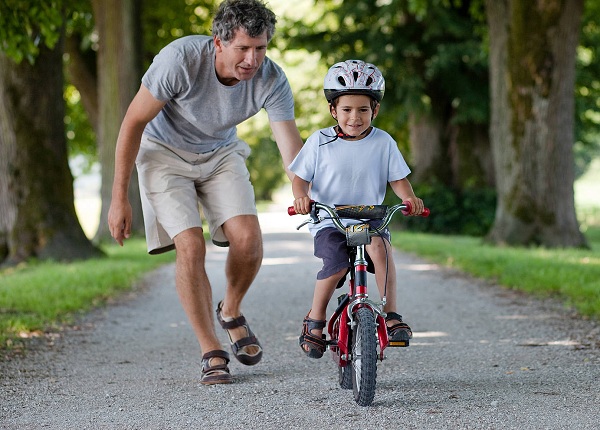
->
[289,60,425,358]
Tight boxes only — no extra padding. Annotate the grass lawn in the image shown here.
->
[391,227,600,319]
[0,239,175,351]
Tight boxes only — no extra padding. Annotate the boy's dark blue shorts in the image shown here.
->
[313,222,390,281]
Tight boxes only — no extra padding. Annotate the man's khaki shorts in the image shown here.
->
[136,135,257,254]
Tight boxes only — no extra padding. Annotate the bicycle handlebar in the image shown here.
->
[288,201,430,235]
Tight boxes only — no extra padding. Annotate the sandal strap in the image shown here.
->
[385,311,403,323]
[218,314,248,330]
[201,350,233,385]
[215,300,263,366]
[231,334,259,351]
[300,314,327,349]
[202,349,230,363]
[303,314,326,331]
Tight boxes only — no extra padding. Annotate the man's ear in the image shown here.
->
[213,35,223,52]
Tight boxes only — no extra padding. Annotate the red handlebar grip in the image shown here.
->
[402,201,431,217]
[288,206,297,216]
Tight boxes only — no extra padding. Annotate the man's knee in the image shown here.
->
[223,216,262,248]
[174,228,207,259]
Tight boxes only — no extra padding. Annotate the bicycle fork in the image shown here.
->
[329,244,389,362]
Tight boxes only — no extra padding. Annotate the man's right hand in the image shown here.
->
[108,199,133,246]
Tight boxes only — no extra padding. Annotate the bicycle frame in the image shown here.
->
[328,242,389,365]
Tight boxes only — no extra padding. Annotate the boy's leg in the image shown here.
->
[367,236,413,345]
[308,269,347,321]
[300,269,346,357]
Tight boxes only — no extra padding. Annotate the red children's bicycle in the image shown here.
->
[288,201,430,406]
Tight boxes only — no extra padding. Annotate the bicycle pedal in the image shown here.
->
[388,339,409,347]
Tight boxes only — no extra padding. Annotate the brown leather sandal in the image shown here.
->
[385,312,413,347]
[299,312,327,359]
[200,350,232,385]
[216,301,263,366]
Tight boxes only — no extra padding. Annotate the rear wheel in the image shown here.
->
[350,307,378,406]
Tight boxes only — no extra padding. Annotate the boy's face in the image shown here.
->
[331,94,379,139]
[214,29,268,86]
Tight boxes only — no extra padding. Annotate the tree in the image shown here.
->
[90,0,144,241]
[485,0,587,248]
[281,0,493,190]
[0,27,102,265]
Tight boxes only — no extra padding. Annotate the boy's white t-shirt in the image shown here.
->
[142,35,295,154]
[288,126,411,236]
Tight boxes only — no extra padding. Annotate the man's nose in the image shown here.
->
[245,49,258,65]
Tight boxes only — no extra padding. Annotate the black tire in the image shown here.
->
[338,362,353,389]
[334,311,353,389]
[350,307,378,406]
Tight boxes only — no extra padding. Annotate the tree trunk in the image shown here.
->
[92,0,144,242]
[0,40,103,266]
[409,111,494,189]
[485,0,586,248]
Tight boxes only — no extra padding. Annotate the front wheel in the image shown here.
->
[350,307,378,406]
[338,362,352,389]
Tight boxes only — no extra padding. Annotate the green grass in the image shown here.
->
[0,239,174,350]
[391,226,600,319]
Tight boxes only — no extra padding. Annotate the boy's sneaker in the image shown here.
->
[385,312,412,347]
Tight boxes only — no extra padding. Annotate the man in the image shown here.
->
[108,0,303,385]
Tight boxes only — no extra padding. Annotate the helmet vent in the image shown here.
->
[337,76,346,86]
[353,71,359,81]
[365,77,373,86]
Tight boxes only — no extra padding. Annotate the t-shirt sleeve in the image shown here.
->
[263,71,295,122]
[387,139,411,182]
[141,46,188,101]
[288,134,317,182]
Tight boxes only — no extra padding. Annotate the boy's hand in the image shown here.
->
[402,197,425,216]
[293,196,312,215]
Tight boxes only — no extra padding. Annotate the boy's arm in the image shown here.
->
[390,178,425,215]
[291,175,312,215]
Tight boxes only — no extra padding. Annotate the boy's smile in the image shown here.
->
[331,94,379,140]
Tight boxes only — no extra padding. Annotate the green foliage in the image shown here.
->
[141,0,214,67]
[64,84,96,170]
[574,0,600,178]
[386,182,496,236]
[0,0,63,63]
[281,0,489,146]
[240,112,287,201]
[391,227,600,319]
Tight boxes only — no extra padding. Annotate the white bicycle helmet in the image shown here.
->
[323,60,385,103]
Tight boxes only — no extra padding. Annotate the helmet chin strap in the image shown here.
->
[318,123,372,147]
[335,124,370,139]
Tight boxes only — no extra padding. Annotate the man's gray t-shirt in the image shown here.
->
[142,35,295,153]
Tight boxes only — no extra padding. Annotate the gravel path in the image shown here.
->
[1,210,599,429]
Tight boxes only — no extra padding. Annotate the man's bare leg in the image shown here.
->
[173,227,222,354]
[217,215,263,355]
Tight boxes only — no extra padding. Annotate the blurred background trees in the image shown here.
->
[1,0,598,266]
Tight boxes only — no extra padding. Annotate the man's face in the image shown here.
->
[214,29,268,86]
